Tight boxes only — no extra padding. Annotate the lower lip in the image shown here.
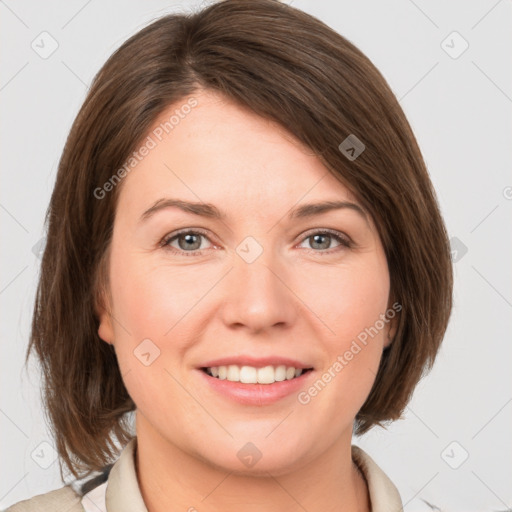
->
[196,368,314,406]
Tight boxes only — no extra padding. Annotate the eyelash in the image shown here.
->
[159,228,353,257]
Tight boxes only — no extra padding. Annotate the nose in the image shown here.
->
[219,246,298,334]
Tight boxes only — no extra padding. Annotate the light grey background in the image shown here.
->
[1,0,511,510]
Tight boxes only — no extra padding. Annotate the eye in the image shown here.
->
[160,228,352,257]
[298,229,352,254]
[160,229,213,257]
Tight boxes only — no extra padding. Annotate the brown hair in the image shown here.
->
[26,0,453,481]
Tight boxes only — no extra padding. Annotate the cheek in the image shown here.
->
[297,255,390,348]
[295,255,390,407]
[107,247,203,417]
[109,246,202,338]
[107,244,223,391]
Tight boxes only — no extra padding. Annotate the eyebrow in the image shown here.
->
[139,198,368,223]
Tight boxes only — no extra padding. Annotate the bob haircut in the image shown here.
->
[26,0,453,481]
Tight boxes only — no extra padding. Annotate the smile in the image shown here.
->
[197,365,315,406]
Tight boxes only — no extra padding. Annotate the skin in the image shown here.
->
[97,89,396,512]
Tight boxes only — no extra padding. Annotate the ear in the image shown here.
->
[95,288,114,345]
[383,299,401,349]
[383,327,394,349]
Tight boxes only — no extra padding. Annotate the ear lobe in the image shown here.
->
[98,309,114,345]
[95,291,114,345]
[383,300,400,349]
[93,246,115,344]
[383,328,394,349]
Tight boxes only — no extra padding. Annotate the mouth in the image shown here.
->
[197,364,315,405]
[199,365,314,385]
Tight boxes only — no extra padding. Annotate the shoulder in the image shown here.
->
[4,485,84,512]
[4,461,113,512]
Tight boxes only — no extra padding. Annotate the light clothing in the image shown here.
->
[5,437,403,511]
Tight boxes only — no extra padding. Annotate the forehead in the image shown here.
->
[116,90,359,217]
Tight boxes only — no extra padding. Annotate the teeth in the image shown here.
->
[204,365,306,384]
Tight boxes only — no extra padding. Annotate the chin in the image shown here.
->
[194,434,313,477]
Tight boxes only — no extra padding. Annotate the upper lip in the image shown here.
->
[199,356,314,370]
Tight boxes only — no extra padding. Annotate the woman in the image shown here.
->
[7,0,452,510]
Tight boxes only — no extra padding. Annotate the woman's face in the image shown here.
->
[98,89,395,475]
